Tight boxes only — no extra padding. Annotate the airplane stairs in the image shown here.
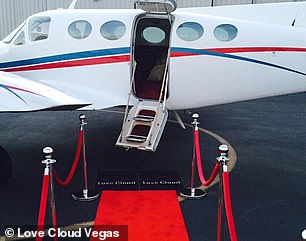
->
[116,100,168,151]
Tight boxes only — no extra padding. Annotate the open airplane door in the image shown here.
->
[116,0,176,151]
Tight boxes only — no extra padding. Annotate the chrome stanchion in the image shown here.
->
[42,147,57,169]
[301,229,306,241]
[42,147,58,238]
[217,144,230,172]
[72,114,100,201]
[216,144,230,241]
[180,113,207,200]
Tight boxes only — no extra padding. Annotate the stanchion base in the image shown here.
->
[72,190,100,201]
[179,188,207,200]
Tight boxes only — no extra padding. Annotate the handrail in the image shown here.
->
[122,61,137,128]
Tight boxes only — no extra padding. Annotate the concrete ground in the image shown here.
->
[0,92,305,241]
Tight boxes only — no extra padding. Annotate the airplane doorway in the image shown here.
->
[132,16,172,100]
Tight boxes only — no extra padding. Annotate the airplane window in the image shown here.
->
[214,24,238,42]
[68,20,92,39]
[142,27,165,44]
[176,22,204,41]
[29,17,51,41]
[100,20,126,40]
[14,32,25,45]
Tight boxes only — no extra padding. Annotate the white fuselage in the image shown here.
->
[1,2,306,111]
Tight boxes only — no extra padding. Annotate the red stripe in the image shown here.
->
[5,85,41,96]
[170,47,306,59]
[171,47,306,58]
[5,55,130,72]
[4,46,306,72]
[170,52,198,57]
[209,47,306,53]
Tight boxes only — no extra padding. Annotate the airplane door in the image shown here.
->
[132,0,176,101]
[117,14,173,151]
[116,1,176,151]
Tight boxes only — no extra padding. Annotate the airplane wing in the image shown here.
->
[0,71,89,112]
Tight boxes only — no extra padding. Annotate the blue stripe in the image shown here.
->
[0,47,130,69]
[0,84,27,104]
[2,46,305,76]
[171,47,306,76]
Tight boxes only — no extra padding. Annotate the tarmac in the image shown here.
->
[0,92,306,241]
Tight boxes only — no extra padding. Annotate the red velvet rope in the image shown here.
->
[194,129,220,186]
[36,170,50,241]
[52,129,83,186]
[193,127,237,240]
[223,172,238,241]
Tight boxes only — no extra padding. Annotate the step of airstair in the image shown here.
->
[116,100,168,152]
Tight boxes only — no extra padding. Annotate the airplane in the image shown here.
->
[1,0,306,183]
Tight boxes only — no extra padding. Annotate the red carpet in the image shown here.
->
[91,190,189,241]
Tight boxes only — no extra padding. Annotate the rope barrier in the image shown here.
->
[194,127,220,186]
[50,114,99,201]
[217,144,238,241]
[223,171,238,241]
[36,168,50,241]
[52,129,83,186]
[182,113,238,240]
[180,113,224,200]
[217,168,224,241]
[71,114,100,201]
[36,115,98,241]
[179,114,207,199]
[36,147,57,241]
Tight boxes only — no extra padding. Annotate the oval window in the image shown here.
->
[68,20,92,39]
[100,20,126,40]
[143,27,165,44]
[176,22,204,41]
[214,24,238,42]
